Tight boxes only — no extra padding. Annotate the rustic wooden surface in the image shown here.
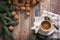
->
[40,0,60,15]
[0,0,60,40]
[40,0,50,15]
[12,10,34,40]
[50,0,58,14]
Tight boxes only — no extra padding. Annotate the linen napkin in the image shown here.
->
[42,10,60,38]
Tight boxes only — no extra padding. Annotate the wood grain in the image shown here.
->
[1,0,60,40]
[50,0,58,14]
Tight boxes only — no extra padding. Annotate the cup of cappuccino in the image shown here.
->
[40,20,52,32]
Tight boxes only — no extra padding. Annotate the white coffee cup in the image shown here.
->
[40,20,52,32]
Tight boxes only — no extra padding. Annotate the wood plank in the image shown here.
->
[50,0,58,14]
[20,11,30,40]
[40,0,50,15]
[40,0,59,15]
[12,11,21,40]
[57,0,60,14]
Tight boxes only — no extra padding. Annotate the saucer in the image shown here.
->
[34,16,56,35]
[38,25,55,36]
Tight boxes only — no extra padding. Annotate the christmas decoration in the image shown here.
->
[8,0,12,4]
[25,6,31,12]
[32,0,37,5]
[26,12,30,16]
[13,0,41,12]
[9,26,14,31]
[11,11,17,16]
[20,6,25,11]
[0,0,18,40]
[14,15,19,20]
[0,0,41,40]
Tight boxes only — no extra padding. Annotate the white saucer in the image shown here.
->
[38,26,55,36]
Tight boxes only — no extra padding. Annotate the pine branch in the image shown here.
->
[1,18,8,25]
[0,5,12,17]
[8,21,19,26]
[0,5,14,12]
[0,29,2,35]
[3,25,14,40]
[0,1,18,40]
[0,1,7,5]
[0,14,12,22]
